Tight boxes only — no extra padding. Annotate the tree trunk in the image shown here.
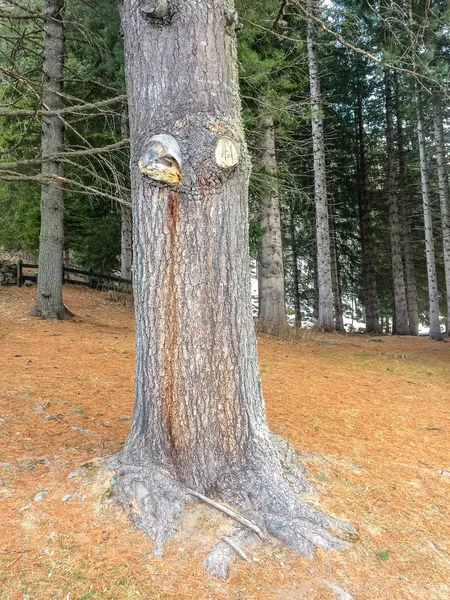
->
[30,0,71,320]
[257,116,286,334]
[120,205,133,280]
[394,73,419,335]
[116,0,352,575]
[355,94,380,333]
[416,95,442,341]
[329,199,344,331]
[433,101,450,336]
[120,103,133,281]
[306,0,334,332]
[289,199,301,327]
[384,68,409,335]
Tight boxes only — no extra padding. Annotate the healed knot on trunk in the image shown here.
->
[138,134,182,185]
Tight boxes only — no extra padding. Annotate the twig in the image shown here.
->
[186,488,265,539]
[6,555,23,568]
[221,536,251,562]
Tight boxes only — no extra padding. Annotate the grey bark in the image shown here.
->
[329,198,344,331]
[433,102,450,336]
[257,116,286,335]
[416,95,442,341]
[116,0,353,573]
[394,73,419,335]
[355,93,380,333]
[121,206,133,280]
[120,104,133,281]
[384,68,409,335]
[306,0,334,332]
[289,199,301,328]
[30,0,70,319]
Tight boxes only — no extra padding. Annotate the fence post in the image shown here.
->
[17,259,22,287]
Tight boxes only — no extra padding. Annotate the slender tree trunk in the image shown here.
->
[306,0,334,332]
[257,116,286,334]
[116,0,352,573]
[416,94,442,341]
[433,101,450,336]
[121,206,133,280]
[355,94,380,333]
[384,68,409,335]
[289,200,301,328]
[63,248,70,281]
[329,199,344,331]
[30,0,70,319]
[394,73,419,335]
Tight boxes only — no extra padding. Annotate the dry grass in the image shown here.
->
[0,286,449,599]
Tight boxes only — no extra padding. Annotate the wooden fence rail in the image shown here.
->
[16,259,132,290]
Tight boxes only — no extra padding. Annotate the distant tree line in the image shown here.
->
[0,0,449,337]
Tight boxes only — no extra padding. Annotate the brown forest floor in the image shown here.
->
[0,285,449,600]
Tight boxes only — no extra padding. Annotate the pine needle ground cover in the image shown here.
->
[0,286,449,600]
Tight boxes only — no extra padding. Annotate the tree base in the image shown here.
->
[29,304,73,320]
[110,434,355,579]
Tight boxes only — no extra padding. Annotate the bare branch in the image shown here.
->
[0,94,127,118]
[0,11,44,20]
[0,170,131,205]
[0,139,130,171]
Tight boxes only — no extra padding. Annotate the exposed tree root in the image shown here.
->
[110,435,356,578]
[29,304,73,320]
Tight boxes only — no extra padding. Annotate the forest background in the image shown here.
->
[0,0,449,339]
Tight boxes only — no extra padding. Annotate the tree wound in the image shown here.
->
[215,137,239,169]
[140,0,169,20]
[138,134,182,185]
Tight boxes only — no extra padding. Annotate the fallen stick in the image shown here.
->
[186,488,265,539]
[221,536,251,562]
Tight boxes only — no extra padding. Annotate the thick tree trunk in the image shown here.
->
[116,0,352,575]
[416,96,442,341]
[257,116,286,335]
[433,102,450,336]
[384,68,409,335]
[30,0,70,319]
[394,73,419,335]
[355,95,380,333]
[120,206,133,280]
[289,200,301,328]
[120,104,133,281]
[306,0,334,332]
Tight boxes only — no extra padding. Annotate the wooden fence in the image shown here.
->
[16,260,132,290]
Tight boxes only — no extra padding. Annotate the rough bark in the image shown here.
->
[289,199,301,328]
[30,0,71,320]
[120,104,133,281]
[433,101,450,336]
[115,0,353,576]
[416,95,442,341]
[394,73,419,336]
[355,94,380,333]
[306,0,334,332]
[257,116,286,335]
[384,68,409,335]
[121,206,133,280]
